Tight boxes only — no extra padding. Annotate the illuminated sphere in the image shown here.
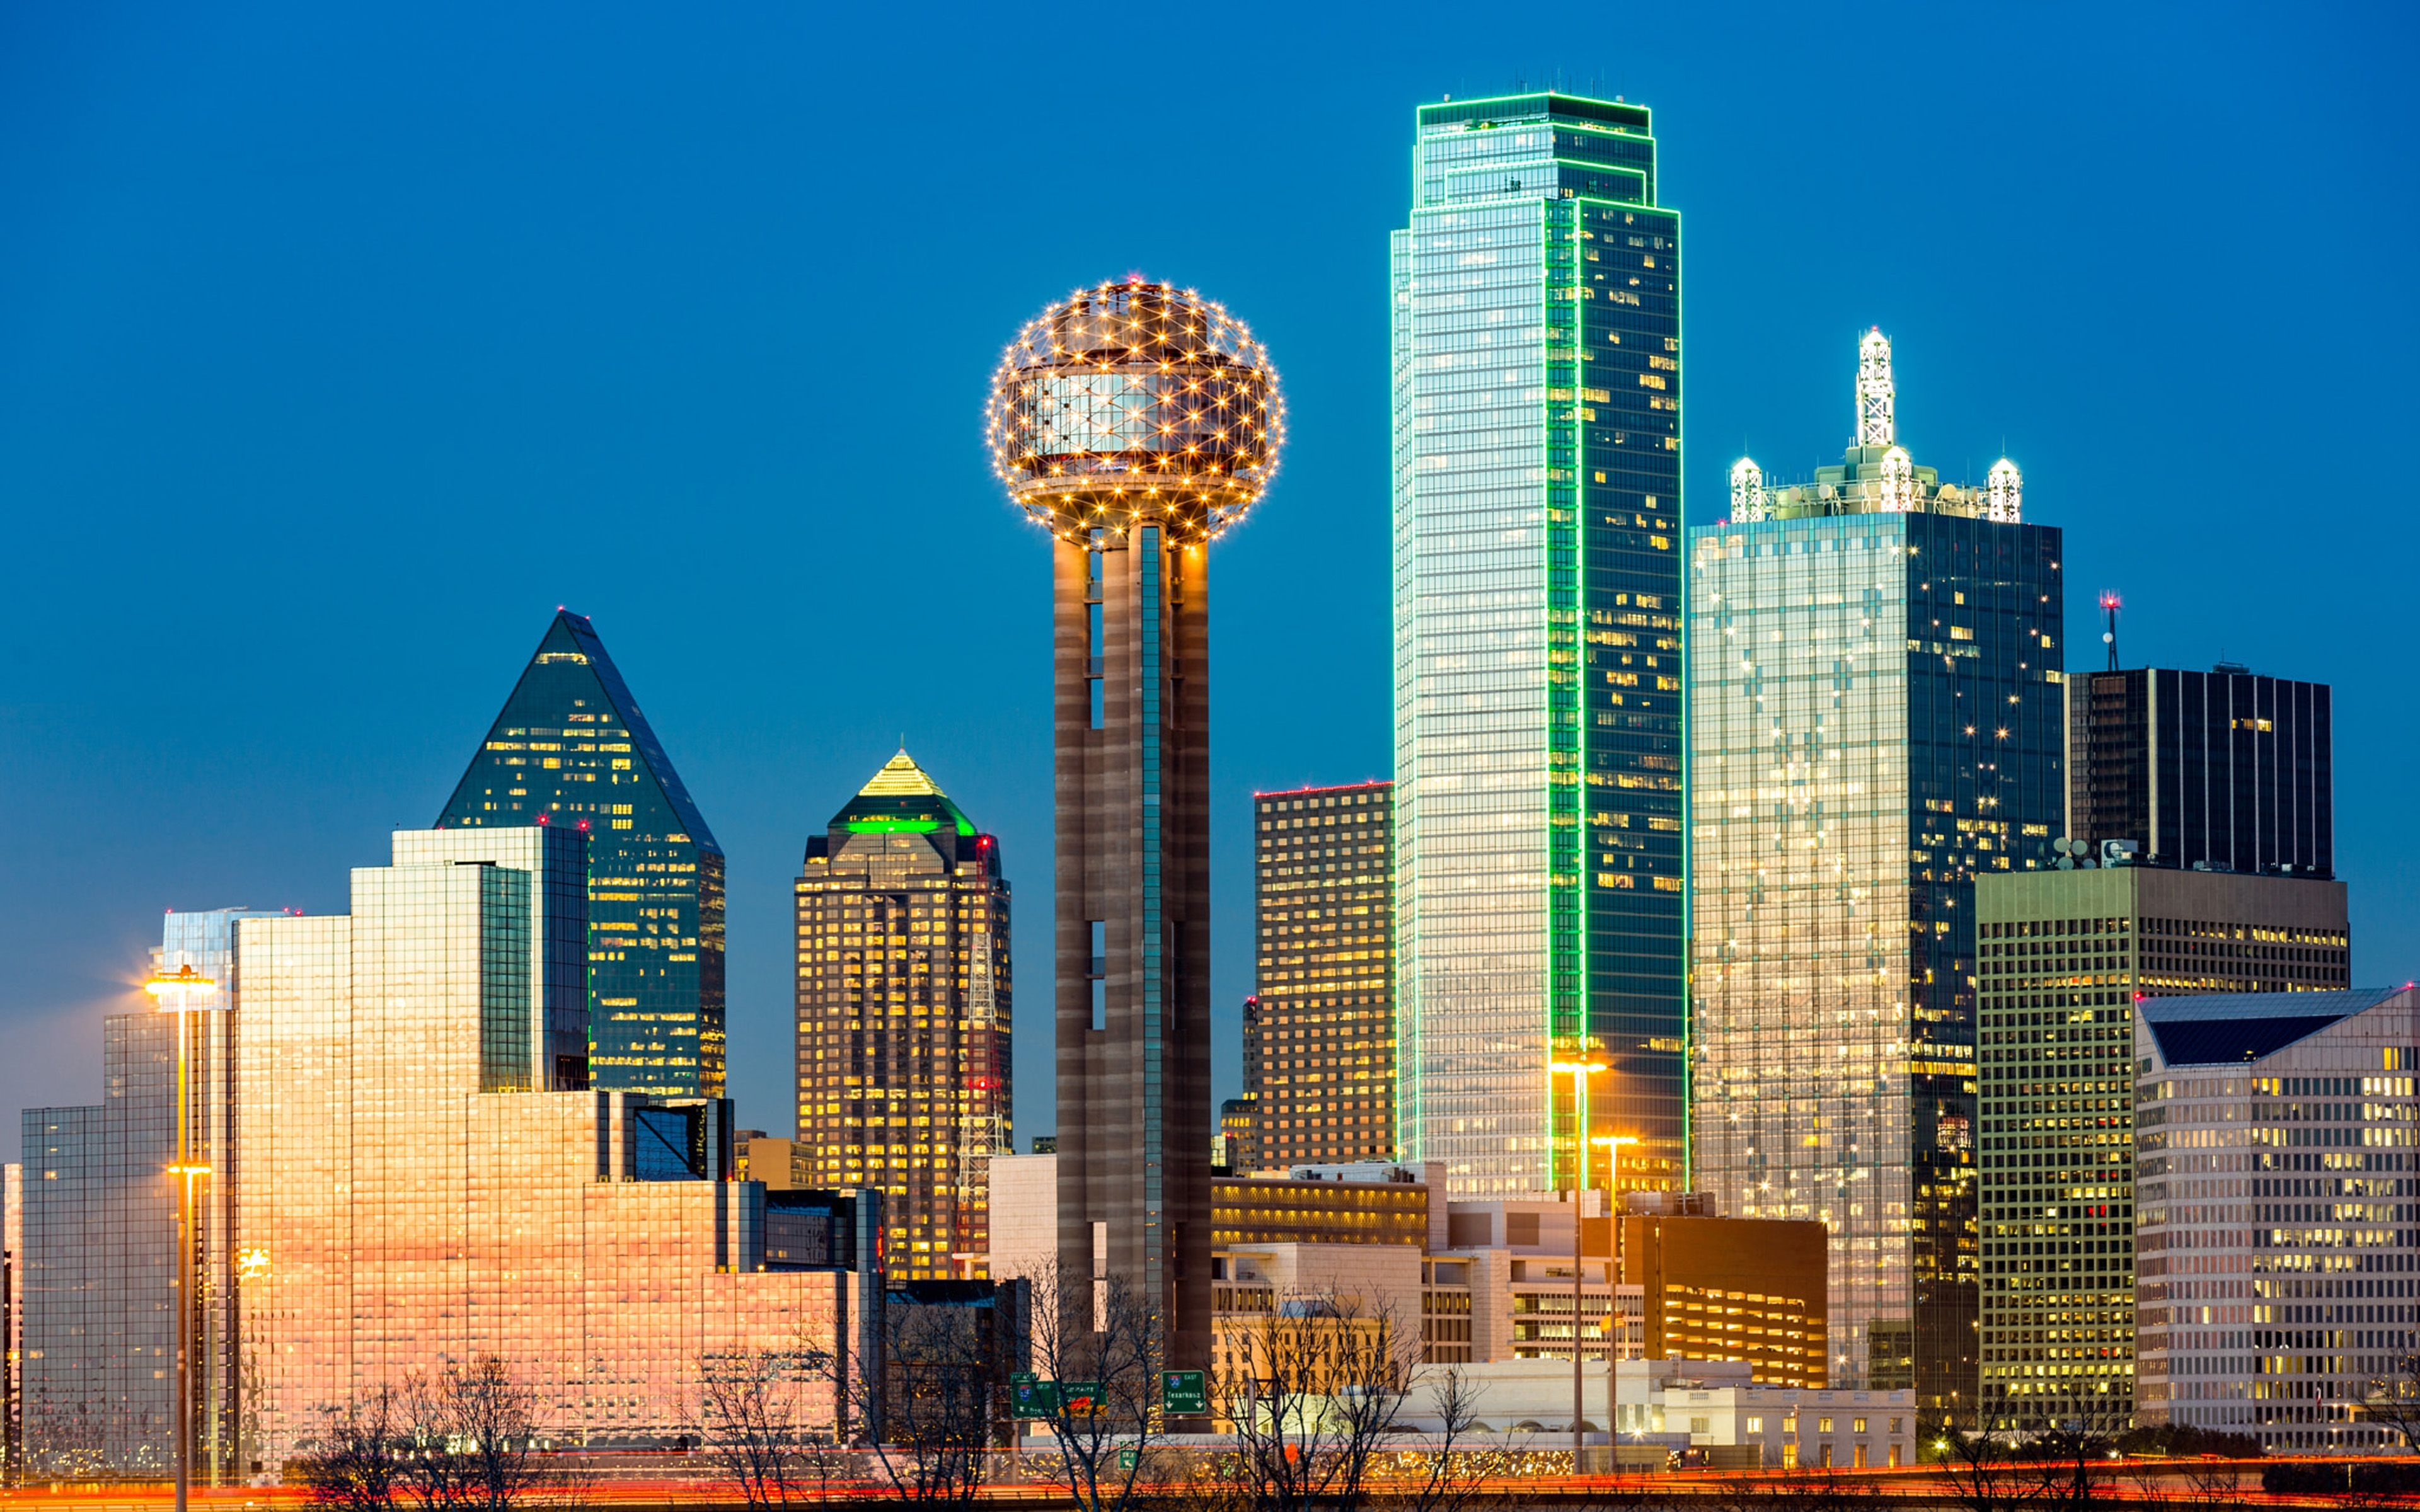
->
[987,278,1282,544]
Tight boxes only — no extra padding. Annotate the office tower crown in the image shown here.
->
[1732,329,2020,525]
[987,278,1283,545]
[439,609,727,1098]
[832,749,977,840]
[442,610,719,850]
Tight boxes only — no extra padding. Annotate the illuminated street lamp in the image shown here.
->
[1549,1057,1606,1471]
[1593,1133,1639,1466]
[146,964,220,1512]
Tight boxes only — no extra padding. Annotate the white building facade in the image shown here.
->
[2134,987,2419,1453]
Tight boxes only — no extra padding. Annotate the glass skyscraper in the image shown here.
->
[437,610,726,1097]
[18,908,277,1479]
[2066,663,2333,878]
[231,828,839,1467]
[1392,92,1686,1199]
[1690,331,2063,1416]
[794,750,1011,1281]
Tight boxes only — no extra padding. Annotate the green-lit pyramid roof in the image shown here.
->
[832,750,975,837]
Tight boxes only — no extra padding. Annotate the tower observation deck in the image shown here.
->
[988,278,1281,1378]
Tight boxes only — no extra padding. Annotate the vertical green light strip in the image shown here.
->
[1544,194,1584,1188]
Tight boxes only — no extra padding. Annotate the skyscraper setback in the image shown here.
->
[1690,331,2064,1414]
[987,278,1282,1375]
[438,610,726,1097]
[793,751,1011,1280]
[1392,92,1686,1200]
[1252,782,1395,1167]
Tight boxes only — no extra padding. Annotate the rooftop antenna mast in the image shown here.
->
[2100,593,2121,672]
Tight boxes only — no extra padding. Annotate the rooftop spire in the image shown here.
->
[1857,326,1896,449]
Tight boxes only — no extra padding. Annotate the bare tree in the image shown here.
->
[1022,1256,1168,1512]
[1932,1424,2037,1512]
[2020,1421,2112,1512]
[1213,1288,1420,1512]
[847,1297,1001,1508]
[2363,1350,2420,1453]
[393,1355,544,1512]
[690,1344,832,1509]
[1376,1367,1522,1512]
[297,1387,403,1511]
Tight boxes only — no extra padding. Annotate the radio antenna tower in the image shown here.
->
[2100,593,2121,672]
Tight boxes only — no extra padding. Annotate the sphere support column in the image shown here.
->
[1054,525,1212,1376]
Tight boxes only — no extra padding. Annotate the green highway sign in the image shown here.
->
[1061,1380,1104,1416]
[1160,1369,1209,1416]
[1117,1448,1139,1472]
[1010,1374,1057,1418]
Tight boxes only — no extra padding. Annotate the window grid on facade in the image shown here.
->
[1250,782,1397,1168]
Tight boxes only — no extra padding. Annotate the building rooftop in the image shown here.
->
[827,748,974,837]
[2138,987,2402,1065]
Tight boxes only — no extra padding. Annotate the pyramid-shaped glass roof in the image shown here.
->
[832,750,975,837]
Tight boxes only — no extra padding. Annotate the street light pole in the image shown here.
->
[147,965,217,1512]
[1548,1057,1605,1473]
[1594,1133,1637,1471]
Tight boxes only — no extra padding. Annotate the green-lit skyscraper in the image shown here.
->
[438,610,726,1096]
[1392,93,1686,1200]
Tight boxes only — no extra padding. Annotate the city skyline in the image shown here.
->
[7,6,2420,1163]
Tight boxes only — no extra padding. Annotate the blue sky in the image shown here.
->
[3,3,2413,1157]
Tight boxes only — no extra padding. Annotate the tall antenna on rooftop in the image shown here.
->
[2100,593,2121,672]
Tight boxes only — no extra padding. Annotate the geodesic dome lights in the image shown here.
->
[986,278,1282,545]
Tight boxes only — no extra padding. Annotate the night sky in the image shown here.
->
[4,3,2413,1159]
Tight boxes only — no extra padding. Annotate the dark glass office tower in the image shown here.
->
[1392,92,1686,1200]
[1691,331,2063,1418]
[438,610,725,1096]
[794,751,1011,1281]
[2066,665,2332,878]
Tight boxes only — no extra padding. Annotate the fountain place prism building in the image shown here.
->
[793,750,1011,1281]
[1689,330,2065,1415]
[438,610,727,1097]
[987,278,1282,1375]
[1391,92,1686,1201]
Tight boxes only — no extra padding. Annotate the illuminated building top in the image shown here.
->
[1731,328,2020,525]
[986,278,1282,545]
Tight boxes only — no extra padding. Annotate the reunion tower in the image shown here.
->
[987,277,1282,1368]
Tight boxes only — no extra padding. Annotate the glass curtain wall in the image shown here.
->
[1393,93,1685,1199]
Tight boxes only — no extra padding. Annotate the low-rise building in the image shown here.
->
[1622,1197,1828,1387]
[1398,1358,1915,1469]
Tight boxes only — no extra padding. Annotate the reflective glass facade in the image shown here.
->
[1393,93,1686,1200]
[1253,782,1395,1166]
[795,751,1011,1281]
[2066,666,2333,878]
[233,830,838,1467]
[18,908,273,1479]
[1690,491,2065,1415]
[438,610,727,1097]
[1975,868,2349,1433]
